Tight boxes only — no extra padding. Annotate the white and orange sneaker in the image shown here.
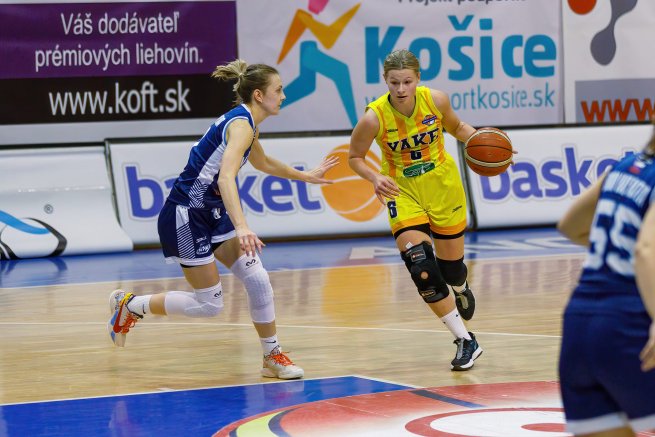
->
[108,290,142,347]
[261,346,304,380]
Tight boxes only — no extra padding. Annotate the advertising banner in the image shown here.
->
[237,0,562,133]
[469,124,654,229]
[109,138,194,245]
[109,132,460,245]
[563,0,655,123]
[0,1,236,145]
[0,146,133,259]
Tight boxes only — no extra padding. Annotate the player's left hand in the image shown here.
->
[304,155,339,184]
[235,225,264,257]
[639,321,655,372]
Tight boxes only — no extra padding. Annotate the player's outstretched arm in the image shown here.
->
[249,139,337,184]
[303,155,339,184]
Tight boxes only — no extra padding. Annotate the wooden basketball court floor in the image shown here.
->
[1,226,647,436]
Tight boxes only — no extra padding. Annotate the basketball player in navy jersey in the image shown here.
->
[558,118,655,436]
[106,59,338,380]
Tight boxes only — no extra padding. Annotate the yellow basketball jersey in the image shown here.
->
[366,86,446,178]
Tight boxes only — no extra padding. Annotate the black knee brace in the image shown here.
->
[401,242,450,303]
[437,257,468,286]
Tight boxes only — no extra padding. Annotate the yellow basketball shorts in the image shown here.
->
[385,156,467,238]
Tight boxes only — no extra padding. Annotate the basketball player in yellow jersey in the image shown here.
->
[349,49,482,371]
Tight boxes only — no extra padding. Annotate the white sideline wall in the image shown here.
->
[0,146,133,259]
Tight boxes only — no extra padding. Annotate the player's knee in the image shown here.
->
[230,254,275,323]
[401,242,449,303]
[437,257,468,286]
[188,284,224,318]
[244,268,275,323]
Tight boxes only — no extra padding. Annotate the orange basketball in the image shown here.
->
[320,145,385,222]
[464,127,514,177]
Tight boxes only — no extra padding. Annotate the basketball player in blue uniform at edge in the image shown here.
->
[349,49,482,371]
[107,59,338,380]
[558,116,655,436]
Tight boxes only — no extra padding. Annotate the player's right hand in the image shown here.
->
[373,174,400,204]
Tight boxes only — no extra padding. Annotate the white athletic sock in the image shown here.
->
[452,281,468,294]
[126,295,151,316]
[260,335,280,355]
[441,309,471,340]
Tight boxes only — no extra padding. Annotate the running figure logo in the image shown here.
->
[568,0,638,65]
[277,0,361,127]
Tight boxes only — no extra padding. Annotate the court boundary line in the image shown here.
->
[0,375,408,407]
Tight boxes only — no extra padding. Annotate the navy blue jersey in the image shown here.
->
[566,152,655,317]
[167,104,255,209]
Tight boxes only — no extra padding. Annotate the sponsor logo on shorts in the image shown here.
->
[196,244,211,255]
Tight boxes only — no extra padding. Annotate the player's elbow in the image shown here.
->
[217,172,236,188]
[556,218,573,240]
[348,155,363,171]
[557,219,588,246]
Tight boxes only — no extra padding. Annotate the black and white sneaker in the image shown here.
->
[451,332,483,371]
[455,284,476,321]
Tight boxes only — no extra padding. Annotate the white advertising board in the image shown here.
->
[109,133,460,245]
[0,146,132,258]
[469,124,654,229]
[109,138,195,245]
[563,1,655,123]
[237,0,562,132]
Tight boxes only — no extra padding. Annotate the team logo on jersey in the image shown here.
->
[422,114,437,126]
